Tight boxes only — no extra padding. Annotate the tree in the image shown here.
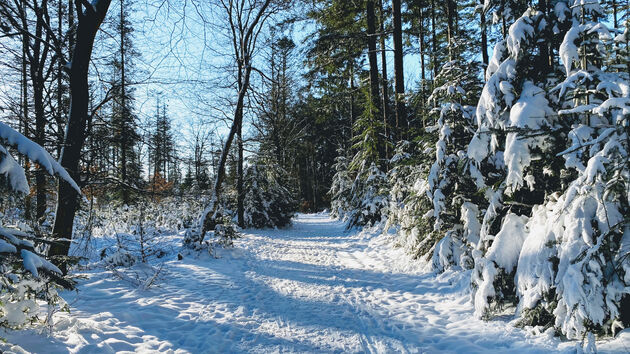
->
[149,101,174,189]
[366,0,382,155]
[329,150,353,220]
[513,1,630,338]
[109,0,141,203]
[242,160,295,228]
[0,121,79,328]
[200,0,279,235]
[50,0,113,260]
[392,0,406,140]
[0,0,60,221]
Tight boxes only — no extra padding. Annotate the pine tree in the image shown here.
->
[242,160,296,228]
[346,162,389,228]
[514,0,630,338]
[329,150,353,220]
[424,50,483,271]
[385,140,431,255]
[109,0,141,203]
[150,102,174,189]
[467,5,568,319]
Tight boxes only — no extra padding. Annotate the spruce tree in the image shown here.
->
[109,0,141,203]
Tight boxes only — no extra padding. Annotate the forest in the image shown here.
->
[0,0,629,352]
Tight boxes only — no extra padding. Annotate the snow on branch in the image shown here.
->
[0,122,80,193]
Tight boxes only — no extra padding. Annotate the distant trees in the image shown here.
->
[149,101,175,192]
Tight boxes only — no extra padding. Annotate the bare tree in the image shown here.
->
[200,0,279,234]
[0,0,61,221]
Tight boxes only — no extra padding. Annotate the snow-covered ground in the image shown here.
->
[2,213,629,353]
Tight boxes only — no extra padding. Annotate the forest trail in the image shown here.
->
[2,213,627,353]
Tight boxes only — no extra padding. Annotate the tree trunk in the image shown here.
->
[366,0,381,115]
[34,81,47,221]
[50,1,113,261]
[119,0,129,204]
[480,0,488,71]
[431,0,438,79]
[21,3,31,220]
[419,8,426,84]
[392,0,406,140]
[203,62,253,234]
[378,0,390,158]
[237,112,244,228]
[445,0,456,60]
[56,0,64,158]
[366,0,383,162]
[26,1,49,222]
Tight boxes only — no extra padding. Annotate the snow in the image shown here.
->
[515,203,558,312]
[507,11,539,59]
[504,81,554,194]
[3,213,626,353]
[485,213,529,273]
[0,145,29,194]
[560,25,581,74]
[0,122,80,193]
[21,249,62,277]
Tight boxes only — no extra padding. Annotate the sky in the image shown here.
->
[93,0,436,168]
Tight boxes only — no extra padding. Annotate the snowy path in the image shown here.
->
[3,213,629,353]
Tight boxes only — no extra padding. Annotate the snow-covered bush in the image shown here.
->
[212,216,240,248]
[102,247,136,267]
[242,162,296,228]
[182,214,241,255]
[83,196,206,263]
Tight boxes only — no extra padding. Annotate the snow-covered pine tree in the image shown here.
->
[0,123,77,328]
[384,139,434,256]
[386,142,417,232]
[422,47,483,272]
[242,160,296,229]
[345,87,389,228]
[515,0,630,338]
[468,5,570,319]
[346,162,389,228]
[329,149,353,221]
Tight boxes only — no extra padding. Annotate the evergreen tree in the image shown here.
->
[109,0,141,202]
[242,160,296,228]
[150,102,174,188]
[468,5,567,320]
[346,162,389,228]
[514,0,630,338]
[424,53,483,271]
[329,150,353,220]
